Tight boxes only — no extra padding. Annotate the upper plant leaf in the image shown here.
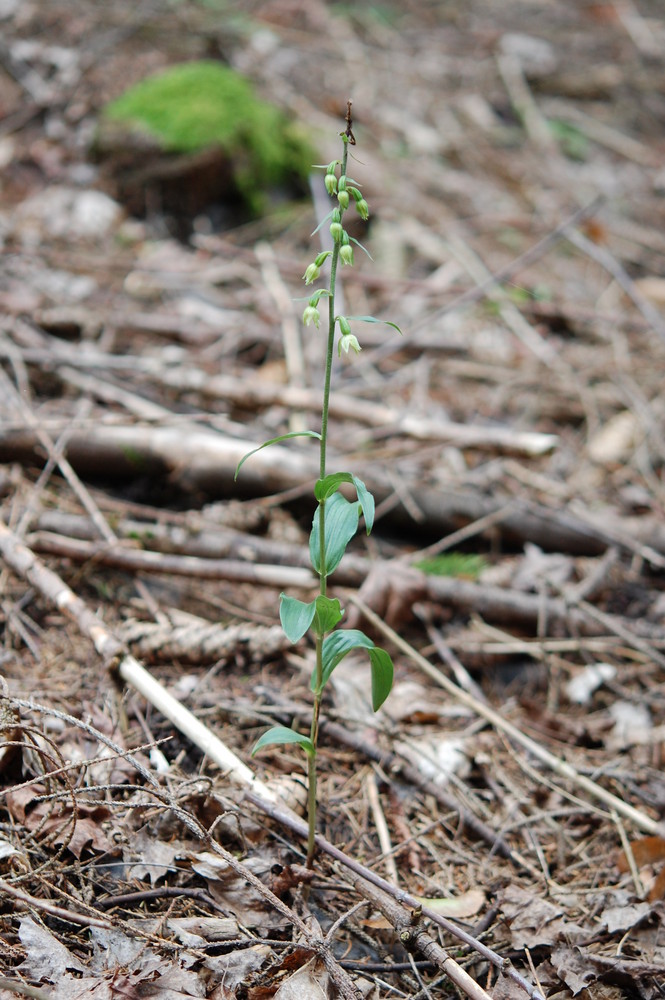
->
[311,210,334,237]
[309,492,359,577]
[252,726,315,757]
[280,594,316,643]
[234,431,321,479]
[345,314,403,335]
[314,473,375,534]
[348,236,373,259]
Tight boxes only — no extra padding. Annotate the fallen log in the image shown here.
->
[0,422,607,554]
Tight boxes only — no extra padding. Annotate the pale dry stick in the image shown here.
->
[255,241,308,434]
[58,365,175,423]
[568,499,665,571]
[564,227,665,343]
[365,768,400,885]
[611,809,645,899]
[28,530,316,589]
[541,98,658,167]
[0,877,113,929]
[14,399,94,538]
[0,369,164,619]
[349,594,665,838]
[448,634,648,661]
[406,196,603,336]
[444,232,559,367]
[0,517,280,805]
[571,597,665,671]
[398,503,516,566]
[613,0,664,56]
[414,603,487,704]
[0,370,112,543]
[0,976,52,1000]
[496,52,557,151]
[148,366,559,457]
[246,789,546,1000]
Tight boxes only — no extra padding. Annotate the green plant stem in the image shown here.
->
[306,138,349,868]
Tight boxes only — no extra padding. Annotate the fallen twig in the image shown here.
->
[350,594,665,838]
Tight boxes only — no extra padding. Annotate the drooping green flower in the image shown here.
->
[303,304,321,327]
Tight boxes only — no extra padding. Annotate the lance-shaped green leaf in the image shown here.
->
[345,314,403,335]
[311,210,334,237]
[369,647,394,711]
[309,492,359,576]
[279,595,316,643]
[349,236,373,260]
[316,628,394,710]
[315,473,375,534]
[234,431,321,480]
[312,596,343,636]
[319,628,374,688]
[252,726,315,757]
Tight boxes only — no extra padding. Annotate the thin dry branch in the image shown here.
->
[0,516,279,804]
[246,790,546,1000]
[350,595,665,839]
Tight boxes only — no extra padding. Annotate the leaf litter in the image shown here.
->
[1,0,665,998]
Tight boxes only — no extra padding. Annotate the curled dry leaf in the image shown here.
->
[411,887,485,918]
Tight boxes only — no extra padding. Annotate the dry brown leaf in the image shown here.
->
[616,836,665,871]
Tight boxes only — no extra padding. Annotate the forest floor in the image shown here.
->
[2,1,665,998]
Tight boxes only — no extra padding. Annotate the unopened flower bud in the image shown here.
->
[330,221,344,242]
[356,198,369,221]
[337,175,348,191]
[338,315,352,336]
[303,262,321,285]
[337,190,349,210]
[324,173,337,196]
[303,305,321,328]
[340,243,354,266]
[339,332,361,356]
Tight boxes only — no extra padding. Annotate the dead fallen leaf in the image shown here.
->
[18,916,86,980]
[600,901,651,933]
[550,945,597,996]
[272,957,329,1000]
[617,836,665,871]
[497,885,585,949]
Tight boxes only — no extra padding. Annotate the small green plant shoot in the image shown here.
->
[235,103,398,866]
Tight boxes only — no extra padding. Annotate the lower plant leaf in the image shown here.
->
[317,629,394,710]
[369,647,394,710]
[252,726,314,757]
[280,594,316,643]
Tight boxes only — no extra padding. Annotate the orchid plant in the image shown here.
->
[236,104,399,866]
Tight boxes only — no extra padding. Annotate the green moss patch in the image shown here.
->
[102,61,314,211]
